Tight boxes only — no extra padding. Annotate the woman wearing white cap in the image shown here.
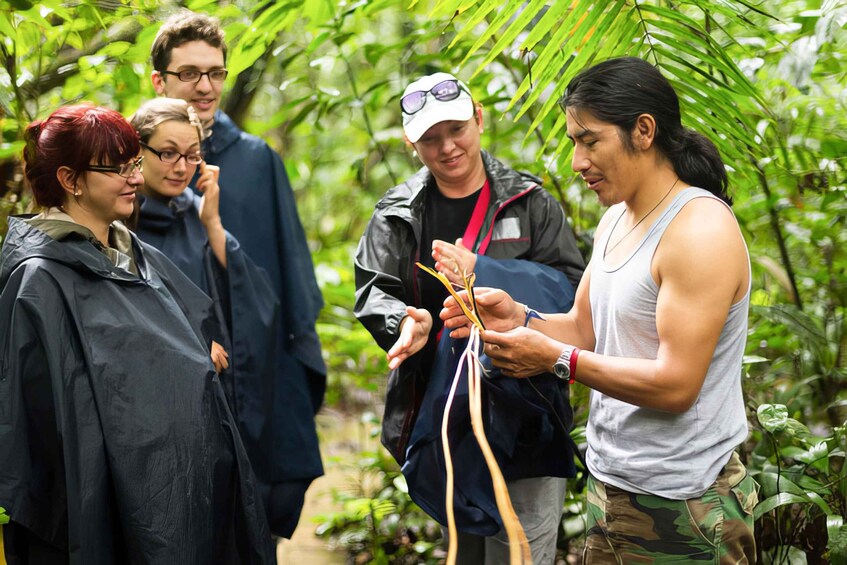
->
[355,72,585,563]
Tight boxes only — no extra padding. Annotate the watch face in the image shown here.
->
[553,346,574,380]
[553,361,570,380]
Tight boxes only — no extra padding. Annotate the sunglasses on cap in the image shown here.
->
[400,79,472,115]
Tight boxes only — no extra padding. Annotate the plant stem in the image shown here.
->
[756,164,803,310]
[340,49,398,186]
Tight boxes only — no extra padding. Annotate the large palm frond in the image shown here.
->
[429,0,780,185]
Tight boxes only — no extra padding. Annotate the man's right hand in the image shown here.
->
[440,287,524,339]
[387,307,433,369]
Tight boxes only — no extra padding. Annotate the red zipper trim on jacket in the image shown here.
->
[476,185,535,255]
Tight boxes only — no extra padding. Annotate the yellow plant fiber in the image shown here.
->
[417,263,532,565]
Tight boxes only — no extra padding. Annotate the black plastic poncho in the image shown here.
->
[0,217,274,564]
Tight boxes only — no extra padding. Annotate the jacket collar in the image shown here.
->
[377,150,539,219]
[206,110,242,155]
[137,190,196,233]
[480,151,541,205]
[1,216,145,285]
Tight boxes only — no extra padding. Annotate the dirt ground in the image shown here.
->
[277,407,377,564]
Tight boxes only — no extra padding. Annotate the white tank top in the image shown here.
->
[586,187,750,499]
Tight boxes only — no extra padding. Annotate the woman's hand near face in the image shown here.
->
[196,162,227,268]
[197,163,221,228]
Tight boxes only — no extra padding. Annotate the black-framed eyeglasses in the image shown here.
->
[84,156,144,178]
[141,143,205,166]
[161,69,228,83]
[400,79,471,115]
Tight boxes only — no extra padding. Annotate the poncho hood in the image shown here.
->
[1,216,142,286]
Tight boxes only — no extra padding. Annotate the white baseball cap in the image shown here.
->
[401,72,474,143]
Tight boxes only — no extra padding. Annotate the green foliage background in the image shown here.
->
[1,0,846,561]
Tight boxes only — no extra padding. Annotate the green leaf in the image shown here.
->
[795,440,832,473]
[806,492,834,515]
[757,403,789,433]
[303,0,335,31]
[8,0,34,9]
[752,304,828,350]
[517,0,625,109]
[96,40,131,58]
[753,492,810,520]
[519,0,573,52]
[392,474,408,494]
[638,5,766,105]
[830,520,847,565]
[755,470,808,498]
[0,13,17,41]
[520,0,634,127]
[460,0,544,68]
[440,0,501,47]
[743,355,770,364]
[227,2,300,77]
[446,0,782,187]
[306,30,331,55]
[287,99,320,130]
[186,0,220,10]
[0,141,25,160]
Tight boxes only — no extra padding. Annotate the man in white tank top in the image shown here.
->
[442,57,759,563]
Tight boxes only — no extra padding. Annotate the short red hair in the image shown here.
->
[23,104,140,208]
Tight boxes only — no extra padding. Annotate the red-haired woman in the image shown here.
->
[0,105,274,563]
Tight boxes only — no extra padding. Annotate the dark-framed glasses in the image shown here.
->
[85,156,144,178]
[400,79,471,115]
[141,143,204,166]
[161,69,228,83]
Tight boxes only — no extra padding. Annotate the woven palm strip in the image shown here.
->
[417,264,532,564]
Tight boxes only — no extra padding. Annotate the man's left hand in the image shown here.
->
[482,326,563,378]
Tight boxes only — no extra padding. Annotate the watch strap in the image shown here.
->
[554,345,580,384]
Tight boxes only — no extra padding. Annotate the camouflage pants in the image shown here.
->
[583,452,758,564]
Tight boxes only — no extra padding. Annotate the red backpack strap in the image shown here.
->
[461,179,490,252]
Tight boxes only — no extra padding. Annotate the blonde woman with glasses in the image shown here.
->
[131,98,286,538]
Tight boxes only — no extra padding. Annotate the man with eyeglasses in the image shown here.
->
[150,10,325,541]
[354,72,585,563]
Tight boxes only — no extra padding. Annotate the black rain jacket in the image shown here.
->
[354,151,585,465]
